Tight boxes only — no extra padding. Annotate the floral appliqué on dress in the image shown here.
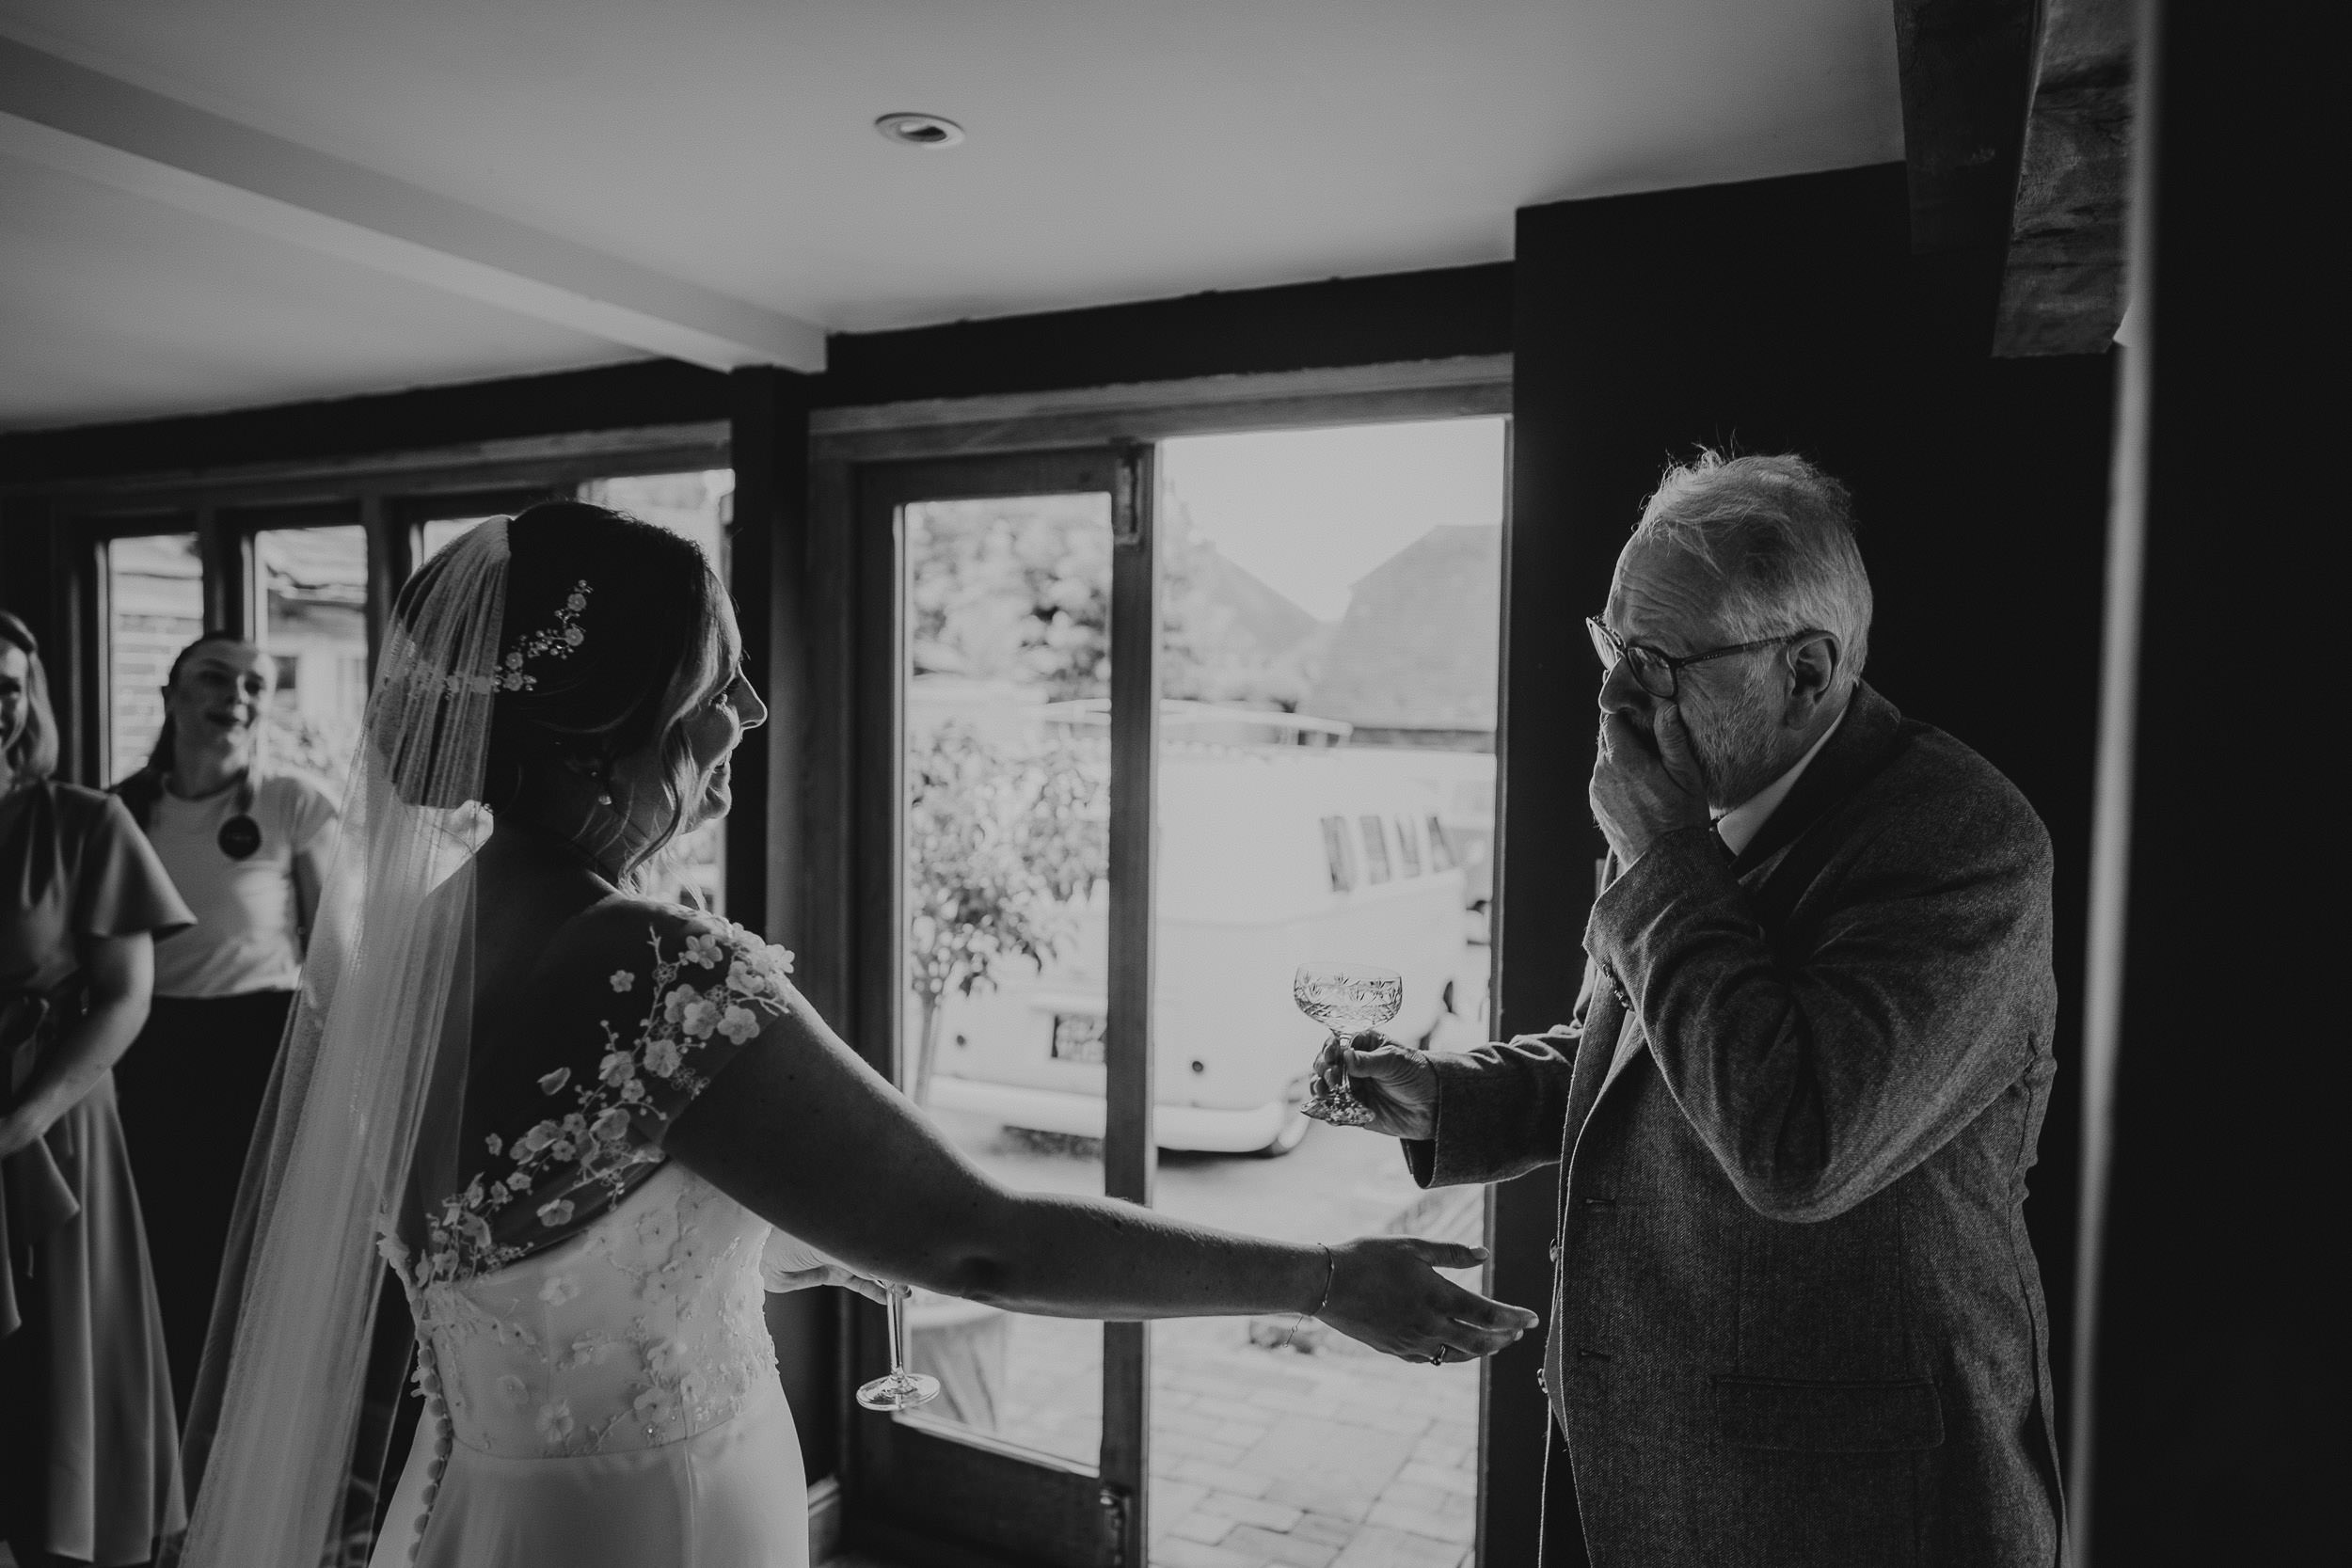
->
[377,911,797,1493]
[412,914,795,1289]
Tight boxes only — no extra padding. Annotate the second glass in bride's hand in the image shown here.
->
[1294,962,1404,1128]
[854,1280,941,1412]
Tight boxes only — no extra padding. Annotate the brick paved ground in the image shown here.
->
[1149,1319,1480,1568]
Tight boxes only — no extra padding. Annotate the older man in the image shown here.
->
[1322,452,2065,1566]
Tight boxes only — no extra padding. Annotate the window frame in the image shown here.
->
[51,426,726,785]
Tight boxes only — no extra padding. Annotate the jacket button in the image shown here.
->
[1535,1368,1547,1395]
[1548,1240,1561,1264]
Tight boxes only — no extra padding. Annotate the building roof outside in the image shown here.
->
[1301,525,1499,734]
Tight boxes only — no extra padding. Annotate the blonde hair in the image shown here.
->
[0,611,60,782]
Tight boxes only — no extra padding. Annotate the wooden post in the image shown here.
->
[197,504,247,638]
[2067,0,2328,1558]
[727,366,841,1489]
[1100,440,1159,1566]
[726,366,812,943]
[359,492,409,684]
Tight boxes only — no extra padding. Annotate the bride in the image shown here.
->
[177,503,1535,1568]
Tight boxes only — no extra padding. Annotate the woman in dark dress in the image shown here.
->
[0,611,192,1568]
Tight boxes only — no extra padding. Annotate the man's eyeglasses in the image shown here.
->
[1585,617,1824,700]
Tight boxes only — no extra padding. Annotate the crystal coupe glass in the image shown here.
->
[1293,962,1404,1128]
[855,1280,942,1412]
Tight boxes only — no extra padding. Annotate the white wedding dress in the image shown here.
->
[371,1161,808,1568]
[179,526,823,1568]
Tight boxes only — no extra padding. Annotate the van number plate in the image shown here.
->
[1052,1014,1106,1064]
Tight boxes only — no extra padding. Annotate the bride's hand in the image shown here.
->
[1316,1238,1539,1364]
[764,1261,890,1303]
[760,1226,889,1301]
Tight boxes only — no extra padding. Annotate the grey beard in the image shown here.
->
[1685,705,1785,813]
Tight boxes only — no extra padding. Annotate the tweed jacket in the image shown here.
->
[1409,686,2064,1567]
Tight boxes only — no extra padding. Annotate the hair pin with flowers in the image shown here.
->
[492,581,592,692]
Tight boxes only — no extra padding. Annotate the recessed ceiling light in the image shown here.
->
[874,112,964,150]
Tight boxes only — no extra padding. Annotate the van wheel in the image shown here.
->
[1255,1105,1311,1158]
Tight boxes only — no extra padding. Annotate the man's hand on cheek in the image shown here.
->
[1589,705,1712,866]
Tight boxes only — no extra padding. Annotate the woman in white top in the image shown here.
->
[113,632,337,1420]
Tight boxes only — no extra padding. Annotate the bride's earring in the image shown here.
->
[593,760,613,807]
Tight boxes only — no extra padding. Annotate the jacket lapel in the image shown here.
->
[1729,683,1908,879]
[1558,983,1626,1168]
[1594,987,1644,1100]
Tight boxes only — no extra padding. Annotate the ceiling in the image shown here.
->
[0,0,1902,433]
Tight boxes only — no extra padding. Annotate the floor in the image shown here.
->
[1148,1318,1480,1568]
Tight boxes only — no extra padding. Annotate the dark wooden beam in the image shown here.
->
[1994,0,2136,356]
[1892,0,2040,353]
[0,359,732,489]
[818,263,1513,408]
[2069,0,2329,1557]
[2,262,1514,489]
[727,365,841,1489]
[1101,440,1159,1568]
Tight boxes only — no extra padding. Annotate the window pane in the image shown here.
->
[1318,816,1355,893]
[418,515,490,562]
[580,471,729,575]
[1358,815,1393,884]
[255,526,370,795]
[1394,816,1423,879]
[1147,419,1503,1564]
[105,532,204,783]
[900,492,1112,1468]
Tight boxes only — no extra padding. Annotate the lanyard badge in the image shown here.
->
[216,774,261,860]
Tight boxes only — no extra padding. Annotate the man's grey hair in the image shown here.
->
[1634,451,1873,690]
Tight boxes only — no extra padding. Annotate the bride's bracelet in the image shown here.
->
[1279,1244,1337,1348]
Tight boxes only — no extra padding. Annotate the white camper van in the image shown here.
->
[924,730,1469,1155]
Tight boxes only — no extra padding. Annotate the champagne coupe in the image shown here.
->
[855,1281,942,1412]
[1294,962,1405,1128]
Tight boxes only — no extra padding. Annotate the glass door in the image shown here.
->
[850,421,1507,1568]
[1143,419,1503,1568]
[851,447,1153,1568]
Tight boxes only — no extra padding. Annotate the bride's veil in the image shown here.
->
[179,520,512,1566]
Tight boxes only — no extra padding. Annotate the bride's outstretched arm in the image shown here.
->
[664,988,1535,1365]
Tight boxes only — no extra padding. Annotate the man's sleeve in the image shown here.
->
[1400,1027,1582,1190]
[1591,792,2053,1224]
